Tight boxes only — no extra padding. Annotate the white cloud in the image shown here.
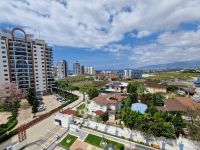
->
[130,29,200,67]
[1,0,200,67]
[0,0,200,49]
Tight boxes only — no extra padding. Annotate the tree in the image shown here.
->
[27,88,35,105]
[186,107,200,141]
[100,112,109,123]
[87,87,99,100]
[79,84,89,102]
[32,97,39,117]
[145,105,158,116]
[171,112,186,136]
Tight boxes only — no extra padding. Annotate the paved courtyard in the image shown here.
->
[17,95,61,127]
[0,112,11,124]
[70,140,101,150]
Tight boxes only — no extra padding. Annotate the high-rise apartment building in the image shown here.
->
[84,67,95,75]
[0,28,54,96]
[73,61,81,75]
[81,65,85,74]
[57,60,68,79]
[123,68,132,79]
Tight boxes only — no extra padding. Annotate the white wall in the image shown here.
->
[88,101,107,115]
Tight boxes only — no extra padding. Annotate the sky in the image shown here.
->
[0,0,200,70]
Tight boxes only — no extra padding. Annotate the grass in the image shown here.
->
[84,134,124,150]
[0,118,18,135]
[60,134,78,148]
[146,71,200,83]
[76,103,86,110]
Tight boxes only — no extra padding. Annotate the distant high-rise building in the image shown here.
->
[123,69,142,79]
[57,60,68,79]
[84,67,95,75]
[81,65,85,74]
[124,68,132,79]
[73,61,81,75]
[0,28,54,96]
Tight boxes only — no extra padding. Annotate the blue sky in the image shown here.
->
[0,0,200,70]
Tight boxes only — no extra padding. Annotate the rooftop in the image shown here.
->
[62,109,76,116]
[157,97,200,112]
[145,81,166,89]
[107,82,128,87]
[92,94,127,105]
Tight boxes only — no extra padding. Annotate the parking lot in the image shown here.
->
[37,95,61,115]
[17,95,61,127]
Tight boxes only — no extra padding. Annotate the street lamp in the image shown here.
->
[66,136,71,144]
[100,135,107,148]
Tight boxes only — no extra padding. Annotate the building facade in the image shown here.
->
[84,66,95,75]
[73,61,81,75]
[57,60,68,79]
[123,69,142,79]
[123,68,132,79]
[0,28,54,96]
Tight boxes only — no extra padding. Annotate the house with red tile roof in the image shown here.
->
[157,97,200,112]
[88,93,127,120]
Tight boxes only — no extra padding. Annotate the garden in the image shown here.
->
[118,82,186,139]
[59,134,78,148]
[84,134,124,150]
[0,100,20,136]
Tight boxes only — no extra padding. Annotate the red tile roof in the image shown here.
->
[93,94,127,105]
[63,109,76,116]
[95,110,106,116]
[157,97,200,112]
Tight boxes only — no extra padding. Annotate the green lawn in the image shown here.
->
[84,134,124,150]
[60,134,78,148]
[76,103,86,110]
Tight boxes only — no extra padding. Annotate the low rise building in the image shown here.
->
[88,93,127,120]
[105,82,128,93]
[145,82,167,93]
[157,97,200,112]
[95,73,119,81]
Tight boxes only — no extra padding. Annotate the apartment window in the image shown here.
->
[5,78,8,81]
[1,46,6,49]
[3,65,7,67]
[2,56,6,58]
[2,51,6,54]
[1,41,5,44]
[4,74,8,76]
[3,60,6,63]
[4,69,8,72]
[34,58,37,60]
